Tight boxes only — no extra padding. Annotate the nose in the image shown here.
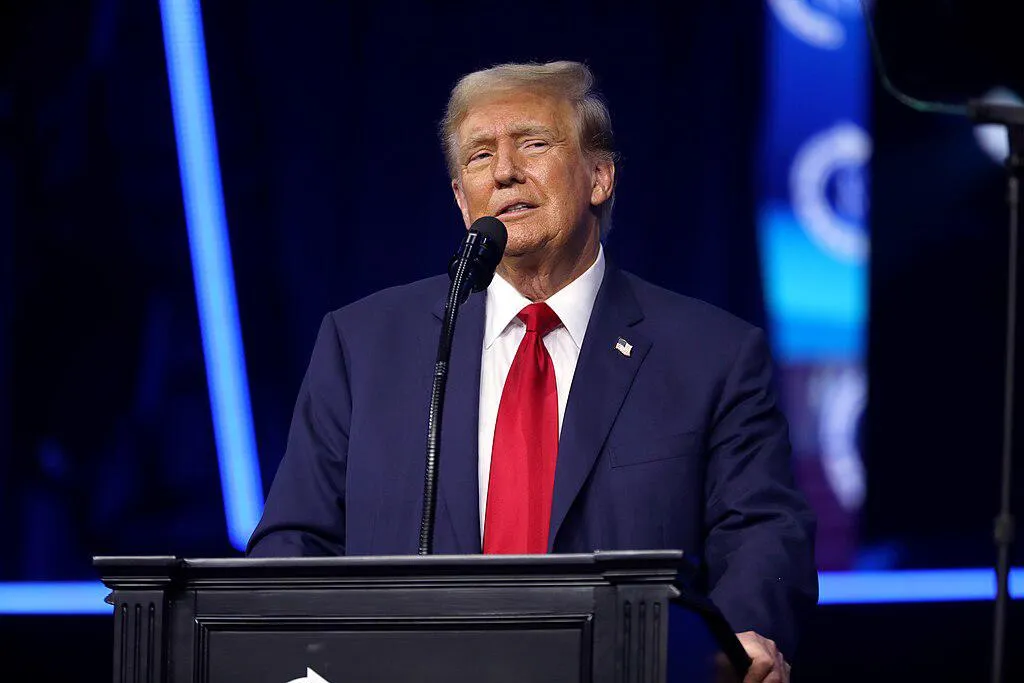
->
[492,141,525,186]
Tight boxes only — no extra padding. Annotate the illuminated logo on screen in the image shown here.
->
[817,367,866,512]
[790,122,871,264]
[767,0,864,50]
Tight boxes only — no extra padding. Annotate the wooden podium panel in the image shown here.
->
[95,551,746,683]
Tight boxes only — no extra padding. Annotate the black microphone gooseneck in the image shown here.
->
[860,4,1020,681]
[419,216,507,555]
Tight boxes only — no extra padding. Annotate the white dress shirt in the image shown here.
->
[477,245,607,538]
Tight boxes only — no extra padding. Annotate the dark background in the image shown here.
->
[865,0,1024,570]
[2,0,1022,680]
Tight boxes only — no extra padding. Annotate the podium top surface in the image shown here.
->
[94,550,693,590]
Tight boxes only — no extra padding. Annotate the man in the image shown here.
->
[247,61,817,683]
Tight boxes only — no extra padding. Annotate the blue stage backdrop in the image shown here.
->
[758,0,870,570]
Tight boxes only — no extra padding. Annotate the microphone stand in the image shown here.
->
[418,252,475,556]
[418,222,505,555]
[858,5,1018,677]
[967,99,1023,683]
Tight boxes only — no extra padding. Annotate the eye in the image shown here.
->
[468,150,492,163]
[524,140,549,150]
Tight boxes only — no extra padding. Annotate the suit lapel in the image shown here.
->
[431,289,485,554]
[549,265,651,549]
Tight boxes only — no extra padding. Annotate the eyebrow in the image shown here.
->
[460,124,558,152]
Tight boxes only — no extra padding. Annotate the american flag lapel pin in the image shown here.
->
[614,337,633,357]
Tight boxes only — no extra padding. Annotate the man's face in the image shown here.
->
[451,89,612,261]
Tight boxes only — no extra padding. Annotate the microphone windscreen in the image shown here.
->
[470,216,507,257]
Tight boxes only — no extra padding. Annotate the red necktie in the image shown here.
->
[483,302,562,554]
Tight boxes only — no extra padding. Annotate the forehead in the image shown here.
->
[456,89,574,143]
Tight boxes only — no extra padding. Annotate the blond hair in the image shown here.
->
[440,60,617,237]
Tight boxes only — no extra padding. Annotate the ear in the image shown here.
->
[590,158,615,208]
[451,178,472,228]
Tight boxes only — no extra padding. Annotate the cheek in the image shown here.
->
[462,179,492,214]
[571,163,593,203]
[548,159,589,207]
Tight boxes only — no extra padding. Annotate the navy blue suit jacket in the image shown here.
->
[247,261,818,656]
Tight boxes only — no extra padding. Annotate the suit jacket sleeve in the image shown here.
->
[703,326,818,658]
[246,313,351,556]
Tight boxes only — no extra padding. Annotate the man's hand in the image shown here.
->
[736,631,790,683]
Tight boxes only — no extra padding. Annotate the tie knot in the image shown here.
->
[517,302,562,337]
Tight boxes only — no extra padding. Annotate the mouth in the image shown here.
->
[495,200,538,218]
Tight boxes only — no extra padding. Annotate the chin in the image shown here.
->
[503,234,547,260]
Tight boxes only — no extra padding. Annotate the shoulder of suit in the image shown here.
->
[318,269,762,345]
[619,270,760,341]
[325,273,449,325]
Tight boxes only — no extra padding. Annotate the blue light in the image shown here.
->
[0,582,111,615]
[0,570,1019,614]
[158,0,264,550]
[818,568,1024,605]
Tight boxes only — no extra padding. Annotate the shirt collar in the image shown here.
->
[483,244,606,350]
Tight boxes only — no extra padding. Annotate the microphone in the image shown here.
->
[419,216,508,555]
[446,215,508,302]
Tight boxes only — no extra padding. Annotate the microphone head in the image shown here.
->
[469,216,507,256]
[448,216,508,293]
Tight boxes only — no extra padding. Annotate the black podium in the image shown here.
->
[95,551,747,683]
